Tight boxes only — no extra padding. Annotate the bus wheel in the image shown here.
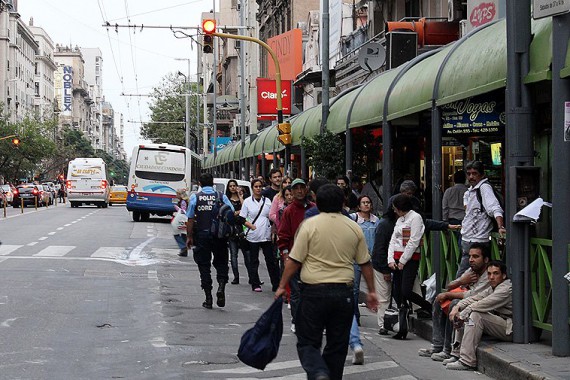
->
[141,212,150,222]
[132,210,141,222]
[102,202,108,208]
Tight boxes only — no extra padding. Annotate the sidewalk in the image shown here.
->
[411,315,570,380]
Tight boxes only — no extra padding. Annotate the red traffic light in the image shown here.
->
[202,19,216,34]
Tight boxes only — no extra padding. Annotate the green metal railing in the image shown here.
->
[530,238,553,331]
[420,232,568,333]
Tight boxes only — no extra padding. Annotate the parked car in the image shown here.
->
[109,185,128,205]
[41,184,54,205]
[1,184,15,205]
[13,184,44,208]
[42,182,57,201]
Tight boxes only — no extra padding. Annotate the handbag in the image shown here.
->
[237,298,283,370]
[439,287,466,315]
[170,210,188,234]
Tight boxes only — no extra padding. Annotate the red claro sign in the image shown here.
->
[257,78,291,117]
[470,2,496,28]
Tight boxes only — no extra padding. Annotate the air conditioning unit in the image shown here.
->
[448,0,465,21]
[386,31,418,69]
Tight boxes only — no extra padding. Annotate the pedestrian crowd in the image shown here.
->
[172,160,508,379]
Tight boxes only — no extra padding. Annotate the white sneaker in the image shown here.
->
[352,345,364,365]
[290,323,296,333]
[287,303,291,310]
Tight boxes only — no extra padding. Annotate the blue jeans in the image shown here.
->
[353,263,361,320]
[431,299,458,354]
[349,315,362,350]
[296,283,354,380]
[173,234,186,250]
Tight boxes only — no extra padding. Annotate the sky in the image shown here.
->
[18,0,217,158]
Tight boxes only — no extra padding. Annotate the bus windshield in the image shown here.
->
[134,148,186,182]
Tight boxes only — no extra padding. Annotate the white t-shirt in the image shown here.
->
[239,195,273,243]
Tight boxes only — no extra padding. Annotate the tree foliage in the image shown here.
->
[142,72,201,146]
[0,116,56,182]
[301,130,345,180]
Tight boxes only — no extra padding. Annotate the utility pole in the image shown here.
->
[321,0,330,134]
[239,0,247,180]
[175,58,192,150]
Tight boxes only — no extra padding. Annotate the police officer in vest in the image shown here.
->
[186,173,234,309]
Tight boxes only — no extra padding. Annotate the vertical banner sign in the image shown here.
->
[564,102,570,142]
[60,66,73,116]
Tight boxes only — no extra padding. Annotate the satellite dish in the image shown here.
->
[358,42,386,72]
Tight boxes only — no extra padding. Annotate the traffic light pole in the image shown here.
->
[210,32,290,176]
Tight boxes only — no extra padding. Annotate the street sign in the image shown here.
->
[358,42,386,72]
[533,0,570,19]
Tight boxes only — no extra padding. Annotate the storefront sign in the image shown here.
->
[210,137,232,153]
[467,0,499,32]
[267,29,303,81]
[533,0,570,19]
[441,94,505,136]
[256,79,292,117]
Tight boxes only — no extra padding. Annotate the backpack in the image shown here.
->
[475,182,504,231]
[210,191,236,239]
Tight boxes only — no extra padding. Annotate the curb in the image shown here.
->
[411,316,561,380]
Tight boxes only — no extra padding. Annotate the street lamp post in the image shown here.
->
[176,58,192,150]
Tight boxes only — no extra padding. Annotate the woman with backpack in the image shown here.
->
[238,178,279,292]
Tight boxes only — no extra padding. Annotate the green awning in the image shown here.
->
[525,17,553,83]
[349,67,404,128]
[233,137,249,161]
[436,20,507,106]
[326,88,361,134]
[204,154,214,168]
[387,46,450,121]
[244,134,259,157]
[290,105,321,146]
[262,126,280,153]
[251,127,269,155]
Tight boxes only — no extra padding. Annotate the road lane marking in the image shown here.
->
[0,245,23,255]
[205,360,302,373]
[27,242,38,246]
[57,227,64,230]
[38,237,48,241]
[91,247,128,259]
[33,246,75,257]
[48,232,56,235]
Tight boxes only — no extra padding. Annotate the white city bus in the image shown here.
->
[66,157,109,208]
[126,143,201,222]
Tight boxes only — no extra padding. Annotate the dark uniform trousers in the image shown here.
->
[296,283,354,380]
[193,231,229,291]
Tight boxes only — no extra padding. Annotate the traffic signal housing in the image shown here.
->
[202,19,216,54]
[277,122,292,145]
[11,137,20,147]
[203,35,213,54]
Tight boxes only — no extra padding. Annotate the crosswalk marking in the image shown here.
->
[209,360,400,379]
[205,359,301,374]
[91,247,128,259]
[33,246,75,257]
[0,245,23,256]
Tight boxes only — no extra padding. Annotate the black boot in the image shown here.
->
[216,281,226,307]
[202,290,213,309]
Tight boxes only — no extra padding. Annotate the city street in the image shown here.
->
[0,204,491,379]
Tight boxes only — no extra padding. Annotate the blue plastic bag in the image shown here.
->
[237,298,283,370]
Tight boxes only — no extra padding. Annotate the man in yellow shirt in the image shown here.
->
[275,184,378,380]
